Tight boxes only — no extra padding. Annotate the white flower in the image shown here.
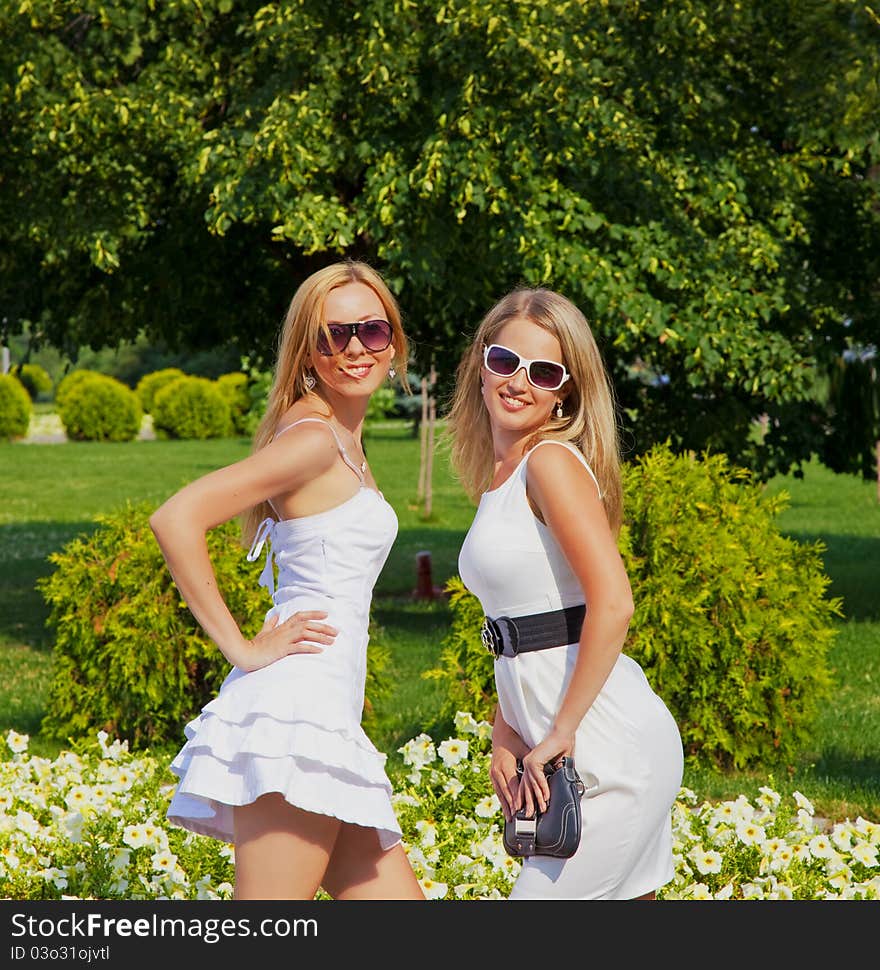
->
[808,834,835,859]
[689,883,712,900]
[443,778,465,799]
[793,791,815,815]
[399,733,436,768]
[689,847,723,875]
[850,841,879,867]
[741,882,766,900]
[769,846,794,871]
[474,794,501,819]
[419,878,448,900]
[123,824,148,849]
[475,721,493,741]
[5,730,29,754]
[151,850,178,874]
[757,786,782,810]
[830,824,853,852]
[438,738,469,767]
[391,792,419,808]
[714,882,734,900]
[735,819,766,846]
[415,819,438,847]
[453,711,479,735]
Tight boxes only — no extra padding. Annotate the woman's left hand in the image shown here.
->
[517,728,576,817]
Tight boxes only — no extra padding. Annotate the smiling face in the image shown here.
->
[310,281,394,400]
[481,317,569,441]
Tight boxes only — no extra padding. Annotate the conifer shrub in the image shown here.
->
[152,376,232,439]
[56,373,142,442]
[10,363,53,400]
[425,443,842,770]
[135,367,186,414]
[55,370,100,410]
[38,503,391,749]
[0,373,32,440]
[216,372,252,435]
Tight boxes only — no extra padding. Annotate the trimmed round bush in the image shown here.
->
[37,503,391,749]
[0,373,32,440]
[136,367,186,414]
[152,376,232,439]
[216,371,252,435]
[426,442,841,771]
[57,373,142,442]
[55,369,102,410]
[11,363,53,400]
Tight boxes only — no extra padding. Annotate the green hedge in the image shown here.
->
[0,373,32,440]
[216,372,252,435]
[37,504,391,749]
[425,443,842,771]
[10,363,52,400]
[152,376,232,439]
[56,373,142,442]
[136,367,186,414]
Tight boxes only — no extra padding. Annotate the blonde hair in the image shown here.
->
[242,259,408,544]
[445,287,623,534]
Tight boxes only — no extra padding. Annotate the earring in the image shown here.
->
[304,373,316,391]
[388,366,397,380]
[555,401,563,418]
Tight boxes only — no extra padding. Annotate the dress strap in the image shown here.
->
[525,440,603,499]
[273,417,365,483]
[246,516,277,598]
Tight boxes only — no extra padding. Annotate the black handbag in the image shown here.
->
[502,756,586,859]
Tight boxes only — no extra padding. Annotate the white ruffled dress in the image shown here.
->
[166,418,402,849]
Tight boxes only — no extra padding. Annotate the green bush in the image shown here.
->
[216,371,252,435]
[0,373,32,440]
[37,502,393,749]
[425,443,842,771]
[56,373,142,442]
[135,367,187,414]
[10,362,53,400]
[152,376,232,439]
[54,369,100,409]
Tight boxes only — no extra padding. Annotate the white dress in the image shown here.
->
[166,418,402,850]
[458,440,684,899]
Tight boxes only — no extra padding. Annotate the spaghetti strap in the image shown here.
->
[273,417,365,482]
[526,439,603,499]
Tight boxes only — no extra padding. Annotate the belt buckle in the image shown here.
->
[480,616,503,657]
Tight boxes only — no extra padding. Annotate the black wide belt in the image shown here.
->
[480,604,586,658]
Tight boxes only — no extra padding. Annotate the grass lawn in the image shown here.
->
[1,429,878,821]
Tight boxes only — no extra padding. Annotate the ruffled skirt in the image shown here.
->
[165,650,402,850]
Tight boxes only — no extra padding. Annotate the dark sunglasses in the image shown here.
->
[317,318,393,356]
[483,343,571,391]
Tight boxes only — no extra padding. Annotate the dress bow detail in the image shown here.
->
[246,516,277,598]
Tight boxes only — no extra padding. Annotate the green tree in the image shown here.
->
[2,0,878,477]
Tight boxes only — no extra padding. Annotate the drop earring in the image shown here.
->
[555,401,563,418]
[304,373,316,391]
[388,365,397,380]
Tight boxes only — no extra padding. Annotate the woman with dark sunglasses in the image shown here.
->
[149,260,424,900]
[446,287,683,900]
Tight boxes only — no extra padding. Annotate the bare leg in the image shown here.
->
[321,822,425,900]
[233,792,341,900]
[632,890,657,900]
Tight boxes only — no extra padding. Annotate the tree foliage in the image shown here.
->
[3,0,879,475]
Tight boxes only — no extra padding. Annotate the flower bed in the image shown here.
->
[1,720,877,901]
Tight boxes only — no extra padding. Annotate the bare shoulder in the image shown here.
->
[267,415,339,472]
[526,441,600,501]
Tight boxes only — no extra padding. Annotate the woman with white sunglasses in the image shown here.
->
[446,287,683,900]
[150,260,424,900]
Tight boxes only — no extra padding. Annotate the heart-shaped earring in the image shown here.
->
[304,373,316,391]
[389,366,397,380]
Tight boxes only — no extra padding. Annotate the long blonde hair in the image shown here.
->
[445,287,623,534]
[242,259,408,544]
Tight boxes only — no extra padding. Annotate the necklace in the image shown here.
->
[331,419,367,473]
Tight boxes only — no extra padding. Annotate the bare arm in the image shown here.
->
[518,444,634,814]
[149,424,340,671]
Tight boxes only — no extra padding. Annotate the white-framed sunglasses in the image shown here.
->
[482,343,571,392]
